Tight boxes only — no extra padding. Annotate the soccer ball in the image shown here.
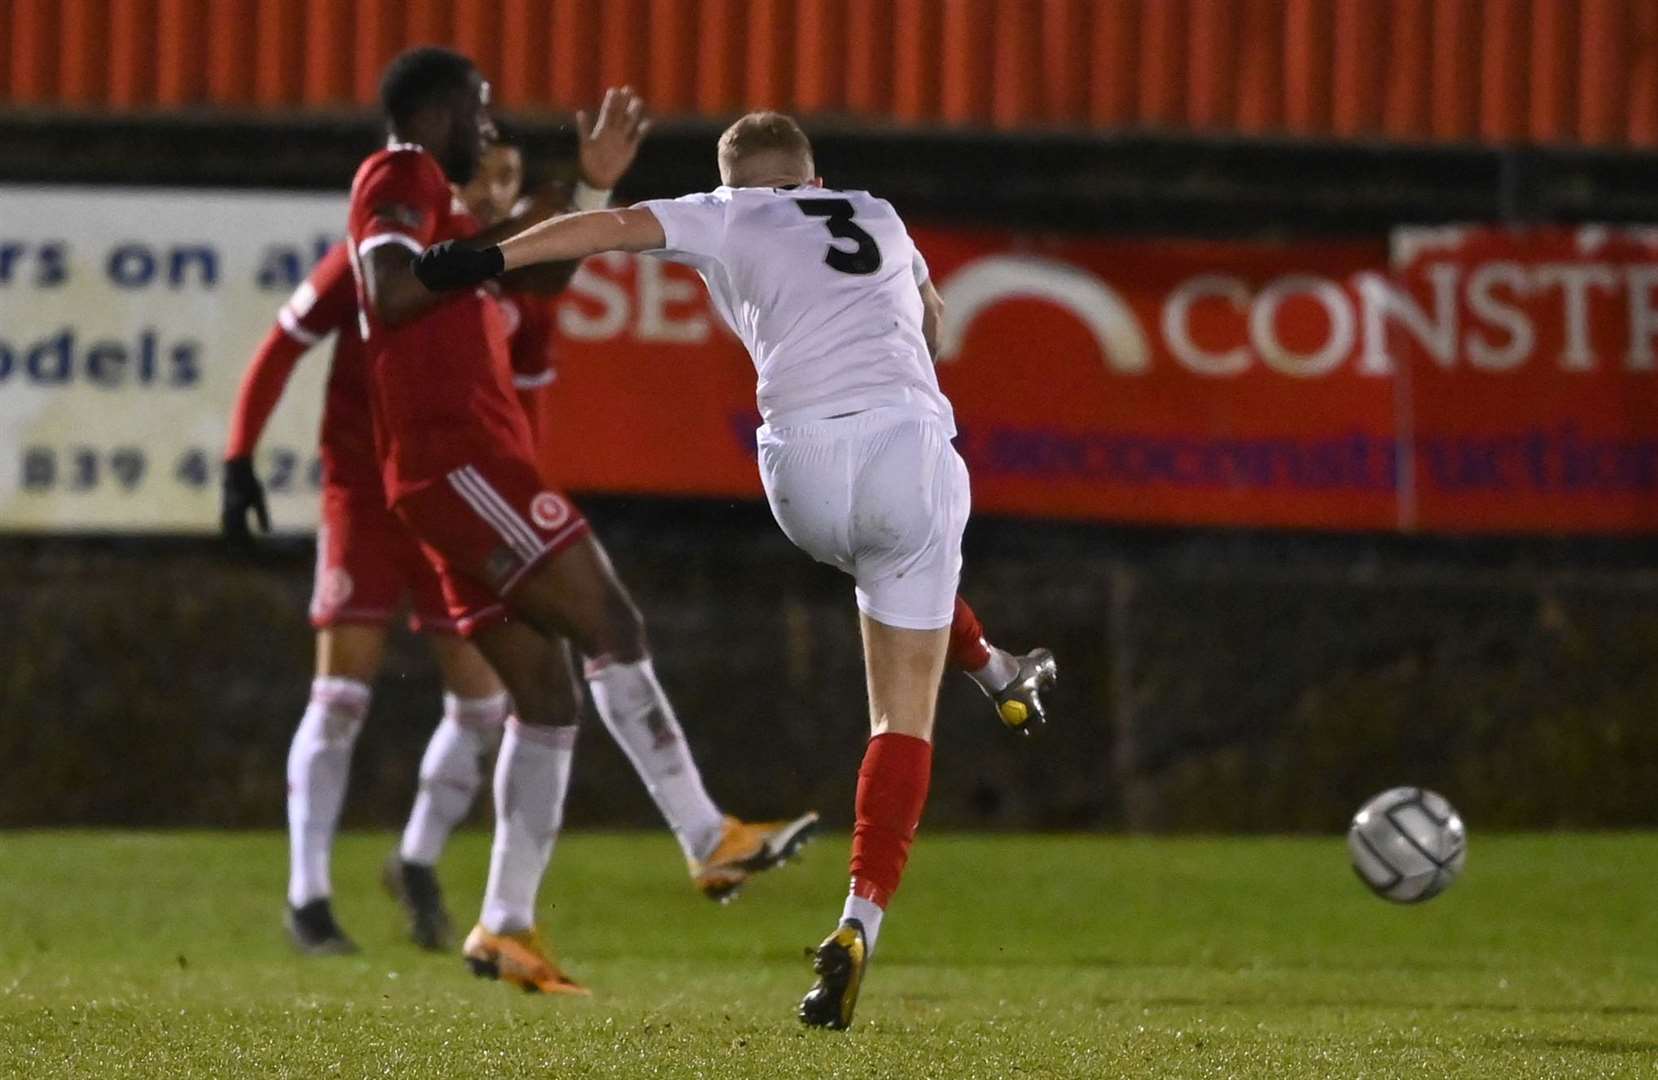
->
[1347,787,1467,903]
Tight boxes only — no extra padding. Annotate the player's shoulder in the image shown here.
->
[316,239,352,272]
[839,188,903,217]
[660,186,737,210]
[371,142,439,170]
[772,185,900,216]
[298,240,356,296]
[351,143,443,194]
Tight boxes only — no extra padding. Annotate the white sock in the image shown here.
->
[966,645,1021,694]
[480,718,576,934]
[841,893,885,957]
[399,692,508,866]
[586,656,726,863]
[286,677,371,907]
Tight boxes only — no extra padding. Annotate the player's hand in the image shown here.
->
[221,456,270,545]
[577,86,651,191]
[414,241,505,291]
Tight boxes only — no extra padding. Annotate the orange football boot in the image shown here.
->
[691,812,820,902]
[462,924,590,995]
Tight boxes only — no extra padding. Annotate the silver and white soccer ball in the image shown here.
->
[1347,787,1467,903]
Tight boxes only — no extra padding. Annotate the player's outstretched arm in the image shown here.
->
[413,208,666,292]
[450,87,651,299]
[501,207,666,268]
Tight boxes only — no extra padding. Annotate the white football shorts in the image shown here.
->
[757,406,970,630]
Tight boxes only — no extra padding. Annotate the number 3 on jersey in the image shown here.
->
[798,198,882,275]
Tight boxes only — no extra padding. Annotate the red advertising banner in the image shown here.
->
[1392,227,1658,533]
[534,226,1658,535]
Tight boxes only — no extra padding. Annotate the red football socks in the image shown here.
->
[848,731,934,909]
[947,595,992,673]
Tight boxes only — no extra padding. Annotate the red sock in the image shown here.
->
[848,732,933,908]
[947,595,991,673]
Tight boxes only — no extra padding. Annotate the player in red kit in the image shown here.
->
[225,123,811,960]
[224,237,514,955]
[344,49,813,994]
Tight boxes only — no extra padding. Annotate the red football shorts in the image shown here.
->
[393,456,591,637]
[311,483,454,634]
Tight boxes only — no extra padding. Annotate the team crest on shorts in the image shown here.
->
[317,567,353,610]
[530,492,571,531]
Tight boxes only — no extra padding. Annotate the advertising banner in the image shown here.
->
[1390,226,1658,532]
[543,226,1658,534]
[0,186,342,532]
[3,185,1656,535]
[540,233,1400,529]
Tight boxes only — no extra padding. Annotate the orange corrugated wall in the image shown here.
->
[4,0,1657,150]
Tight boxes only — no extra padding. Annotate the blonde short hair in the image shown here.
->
[717,111,815,186]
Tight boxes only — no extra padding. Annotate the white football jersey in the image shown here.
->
[638,186,952,431]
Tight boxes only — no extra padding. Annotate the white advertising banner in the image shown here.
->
[0,186,348,533]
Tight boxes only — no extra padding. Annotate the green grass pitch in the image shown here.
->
[3,831,1657,1078]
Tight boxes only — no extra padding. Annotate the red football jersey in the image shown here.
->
[498,289,556,442]
[277,243,380,492]
[346,144,534,502]
[225,242,379,493]
[498,289,556,391]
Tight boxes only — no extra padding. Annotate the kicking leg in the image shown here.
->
[284,624,383,955]
[511,535,817,899]
[586,653,816,899]
[385,635,507,951]
[948,595,1058,736]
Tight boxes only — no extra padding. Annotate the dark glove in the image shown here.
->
[221,456,270,544]
[414,240,506,291]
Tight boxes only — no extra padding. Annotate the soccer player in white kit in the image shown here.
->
[415,111,1056,1029]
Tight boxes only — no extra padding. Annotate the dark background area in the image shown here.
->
[6,499,1657,834]
[4,116,1657,832]
[8,110,1658,231]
